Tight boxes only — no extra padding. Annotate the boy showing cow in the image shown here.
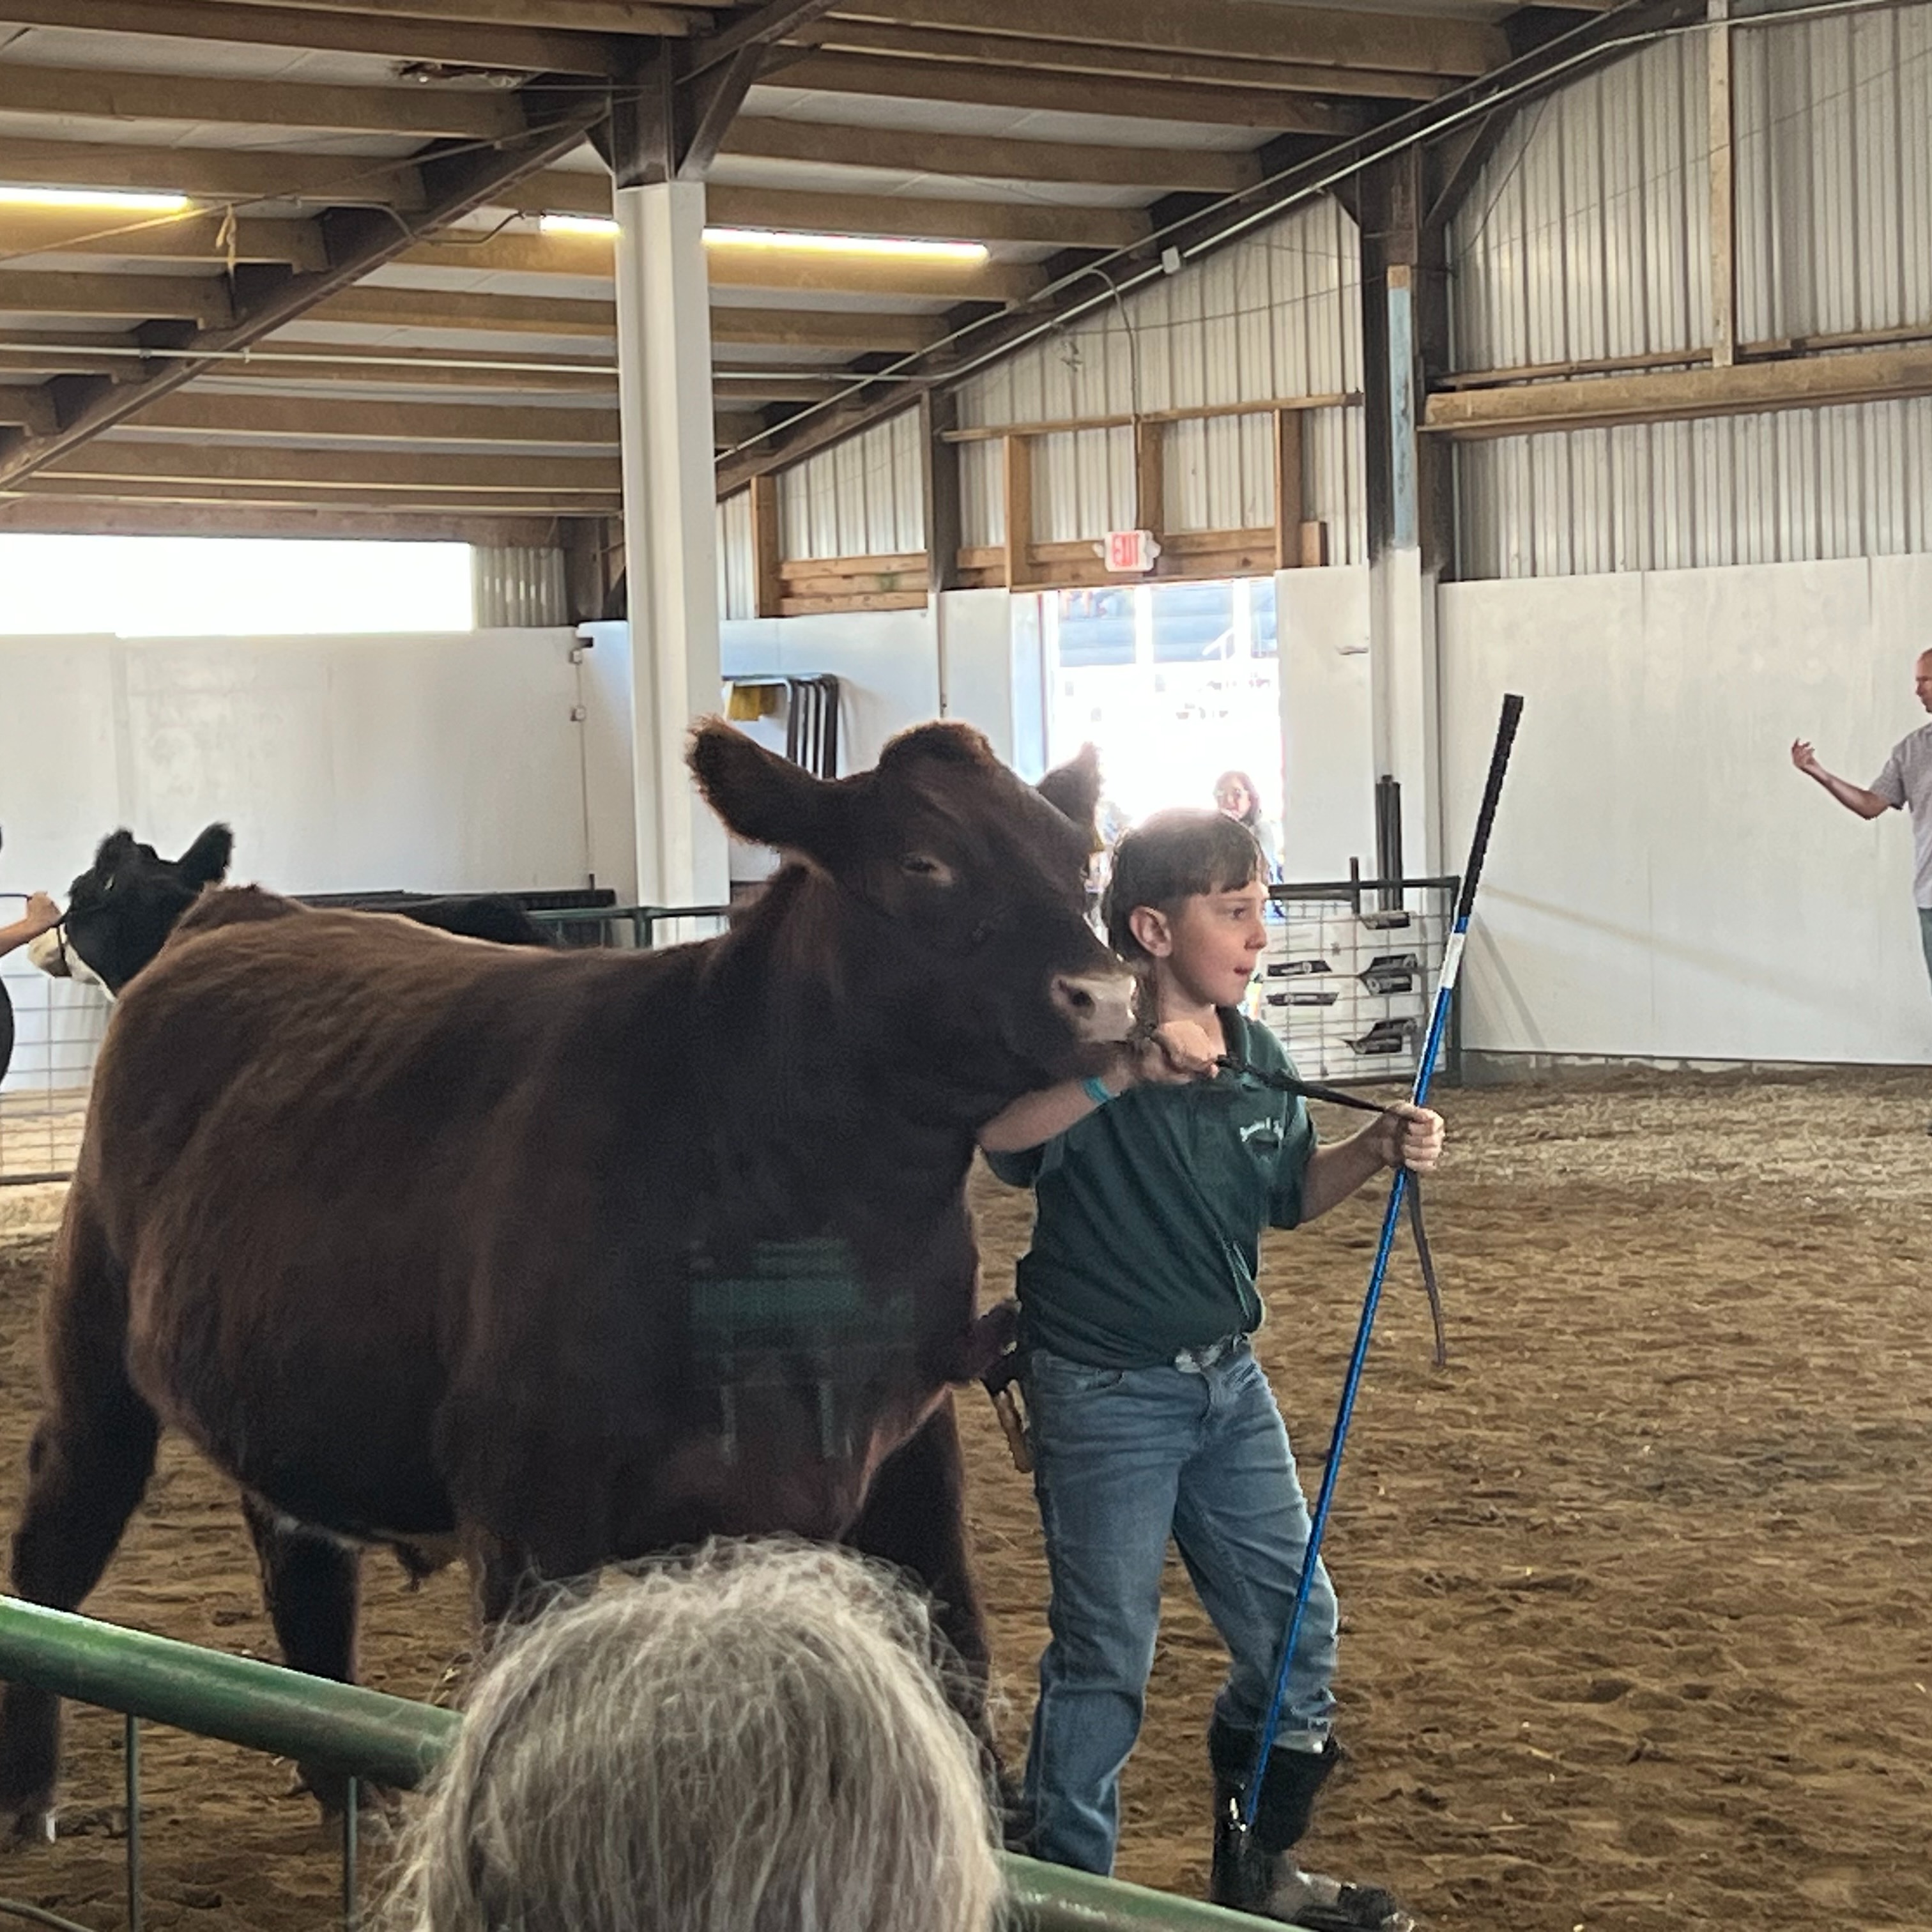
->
[979,808,1441,1932]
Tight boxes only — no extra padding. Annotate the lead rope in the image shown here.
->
[1213,1054,1448,1372]
[981,1051,1448,1479]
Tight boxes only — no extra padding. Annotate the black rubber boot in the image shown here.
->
[1207,1720,1413,1931]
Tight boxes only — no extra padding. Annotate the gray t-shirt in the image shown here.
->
[1871,722,1932,908]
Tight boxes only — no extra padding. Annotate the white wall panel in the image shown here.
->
[1439,555,1932,1064]
[720,607,940,775]
[0,629,589,907]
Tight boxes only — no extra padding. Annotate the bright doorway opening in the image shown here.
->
[1041,575,1282,846]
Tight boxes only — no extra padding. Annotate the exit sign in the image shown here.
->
[1103,528,1160,574]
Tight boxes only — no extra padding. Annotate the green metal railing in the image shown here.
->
[0,1597,1270,1932]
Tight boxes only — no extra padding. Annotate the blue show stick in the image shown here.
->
[1239,691,1524,1834]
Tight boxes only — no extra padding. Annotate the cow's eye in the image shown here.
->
[900,854,954,885]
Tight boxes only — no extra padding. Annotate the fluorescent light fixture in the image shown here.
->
[538,212,986,263]
[705,226,986,263]
[0,185,189,212]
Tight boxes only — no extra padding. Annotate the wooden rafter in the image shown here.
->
[296,283,947,352]
[758,54,1368,135]
[0,339,618,389]
[0,0,652,73]
[0,272,236,323]
[203,348,618,391]
[0,208,325,268]
[116,392,620,446]
[793,22,1454,102]
[854,0,1508,76]
[710,309,946,353]
[0,88,609,489]
[195,0,709,31]
[0,139,425,211]
[0,498,570,542]
[0,62,529,141]
[15,475,616,512]
[42,441,622,493]
[719,119,1265,190]
[1423,341,1932,438]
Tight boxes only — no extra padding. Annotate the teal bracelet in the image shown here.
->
[1080,1073,1116,1108]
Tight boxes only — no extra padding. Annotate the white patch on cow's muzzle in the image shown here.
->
[24,928,68,978]
[25,928,111,996]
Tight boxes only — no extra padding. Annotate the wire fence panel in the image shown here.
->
[0,960,109,1187]
[0,905,736,1188]
[1259,879,1458,1087]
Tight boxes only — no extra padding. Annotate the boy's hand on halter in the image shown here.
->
[1126,1020,1222,1086]
[1366,1103,1444,1174]
[22,893,61,937]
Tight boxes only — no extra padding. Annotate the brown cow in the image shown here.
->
[0,721,1134,1837]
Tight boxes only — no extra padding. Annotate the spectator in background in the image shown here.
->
[382,1540,1002,1932]
[1791,647,1932,1132]
[1213,771,1284,882]
[0,892,60,962]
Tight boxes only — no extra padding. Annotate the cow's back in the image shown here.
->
[82,907,706,1538]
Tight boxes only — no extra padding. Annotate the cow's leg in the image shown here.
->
[239,1494,365,1816]
[843,1398,996,1746]
[0,1193,159,1840]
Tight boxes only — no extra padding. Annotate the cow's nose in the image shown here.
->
[1051,966,1136,1042]
[24,929,68,978]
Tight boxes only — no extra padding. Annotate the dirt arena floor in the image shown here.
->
[0,1066,1926,1931]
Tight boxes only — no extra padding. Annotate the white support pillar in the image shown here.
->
[613,177,730,909]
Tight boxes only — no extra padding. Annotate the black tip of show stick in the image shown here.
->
[1455,694,1525,923]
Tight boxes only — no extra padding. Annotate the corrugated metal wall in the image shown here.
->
[956,198,1366,558]
[471,545,567,627]
[1736,0,1932,343]
[1451,4,1932,578]
[717,489,754,620]
[777,408,926,560]
[1457,397,1932,575]
[1448,34,1710,372]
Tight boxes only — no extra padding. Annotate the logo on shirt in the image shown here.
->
[1239,1117,1282,1149]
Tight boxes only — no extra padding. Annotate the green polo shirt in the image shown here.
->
[984,1011,1317,1370]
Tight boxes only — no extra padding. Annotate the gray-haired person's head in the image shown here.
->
[384,1540,1002,1932]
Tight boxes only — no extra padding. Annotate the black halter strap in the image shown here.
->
[1215,1054,1446,1370]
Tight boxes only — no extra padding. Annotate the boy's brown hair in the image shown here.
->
[1101,808,1266,965]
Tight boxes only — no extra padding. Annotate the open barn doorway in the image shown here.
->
[1038,577,1284,858]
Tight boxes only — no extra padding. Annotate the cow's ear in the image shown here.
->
[178,823,233,889]
[94,829,137,871]
[689,721,848,866]
[1037,743,1103,851]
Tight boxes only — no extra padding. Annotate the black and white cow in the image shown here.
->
[27,825,555,995]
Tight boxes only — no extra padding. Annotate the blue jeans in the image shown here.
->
[1022,1340,1338,1876]
[1919,907,1932,991]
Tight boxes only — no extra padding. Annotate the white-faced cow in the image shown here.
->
[26,825,553,997]
[0,722,1131,1838]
